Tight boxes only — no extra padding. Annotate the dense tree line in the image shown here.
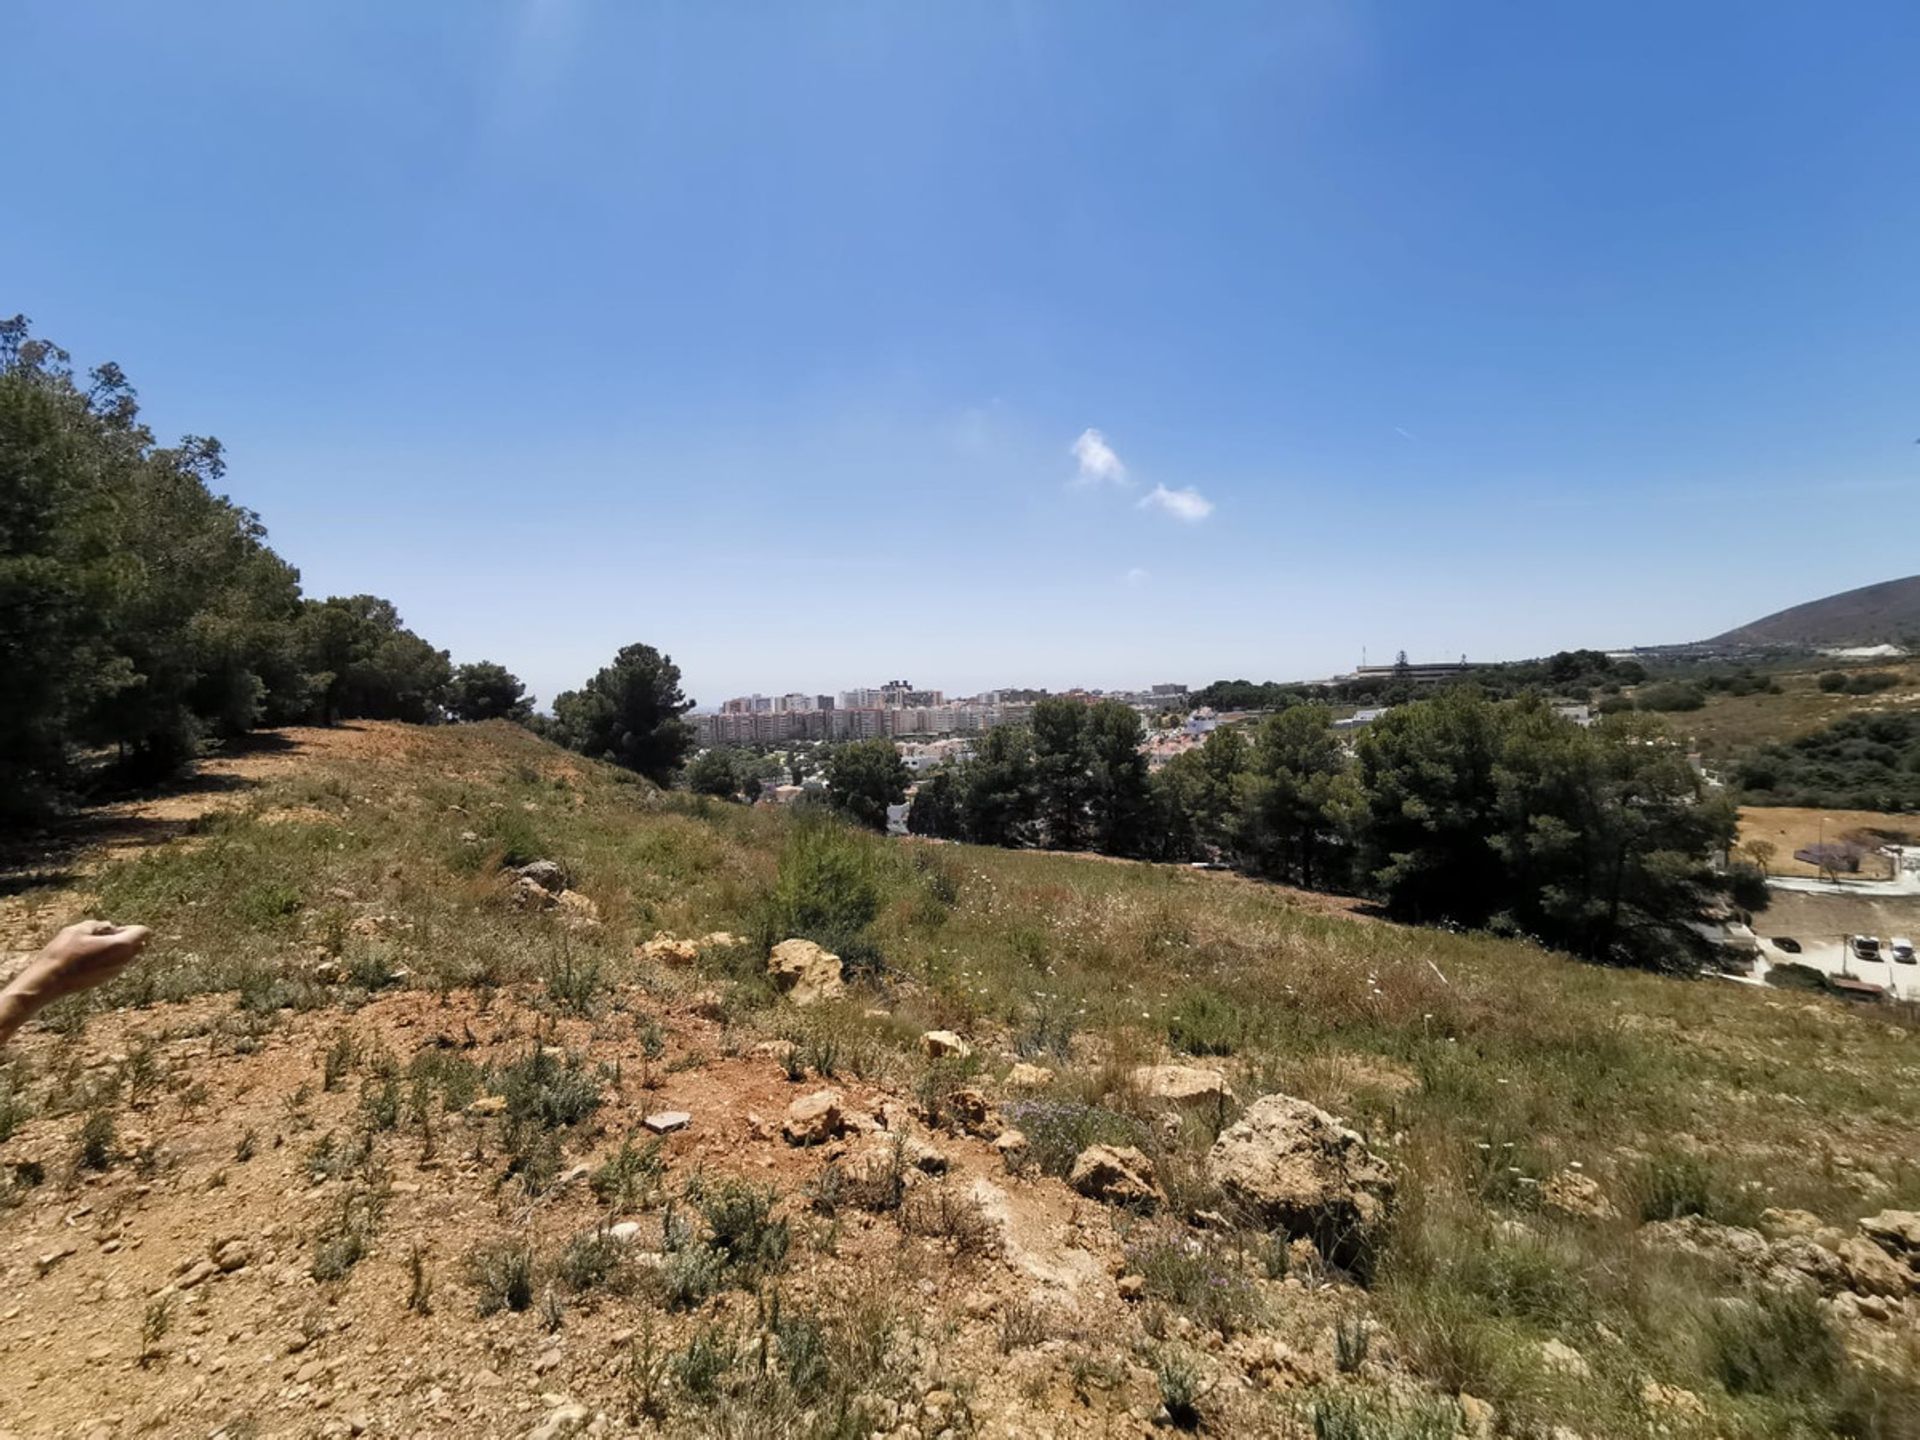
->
[1193,650,1652,714]
[1,317,528,817]
[912,690,1748,970]
[1737,710,1920,812]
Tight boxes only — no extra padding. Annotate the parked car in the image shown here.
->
[1894,937,1916,964]
[1771,936,1802,954]
[1852,934,1883,962]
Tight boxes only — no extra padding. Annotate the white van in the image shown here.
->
[1852,935,1883,962]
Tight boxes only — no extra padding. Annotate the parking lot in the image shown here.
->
[1742,934,1920,1001]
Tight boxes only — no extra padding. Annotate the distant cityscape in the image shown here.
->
[691,679,1193,746]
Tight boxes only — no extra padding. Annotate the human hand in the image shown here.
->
[17,921,152,1004]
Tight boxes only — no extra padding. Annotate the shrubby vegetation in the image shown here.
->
[1738,710,1920,810]
[1193,649,1648,713]
[915,690,1746,970]
[0,317,529,816]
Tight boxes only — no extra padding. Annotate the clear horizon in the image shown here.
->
[9,3,1919,710]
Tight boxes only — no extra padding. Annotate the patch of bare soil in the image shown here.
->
[0,980,1346,1438]
[1738,806,1920,881]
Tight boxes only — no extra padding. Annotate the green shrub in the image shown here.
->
[692,1177,790,1277]
[1129,1234,1260,1335]
[674,1321,735,1400]
[1707,1289,1842,1399]
[1166,988,1243,1056]
[491,1046,601,1129]
[556,1228,630,1294]
[471,1240,537,1314]
[1635,682,1705,712]
[1631,1149,1759,1227]
[1001,1098,1148,1179]
[592,1137,666,1211]
[1156,1351,1203,1430]
[765,817,886,974]
[1308,1391,1459,1440]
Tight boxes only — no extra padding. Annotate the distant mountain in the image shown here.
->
[1709,575,1920,648]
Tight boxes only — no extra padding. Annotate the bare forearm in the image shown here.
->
[0,978,42,1048]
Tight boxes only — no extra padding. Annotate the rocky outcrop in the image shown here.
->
[767,939,845,1006]
[1204,1093,1396,1275]
[1069,1145,1159,1211]
[1641,1216,1854,1296]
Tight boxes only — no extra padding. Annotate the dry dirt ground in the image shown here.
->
[0,726,1353,1439]
[1737,806,1920,881]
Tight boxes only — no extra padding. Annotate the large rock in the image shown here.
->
[767,939,845,1006]
[1131,1064,1235,1108]
[515,860,568,894]
[1838,1234,1913,1298]
[1068,1145,1159,1211]
[1860,1210,1920,1259]
[1205,1094,1396,1274]
[783,1088,845,1146]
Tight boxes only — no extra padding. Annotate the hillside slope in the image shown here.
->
[1710,574,1920,648]
[2,722,1918,1437]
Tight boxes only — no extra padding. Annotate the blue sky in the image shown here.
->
[8,2,1920,707]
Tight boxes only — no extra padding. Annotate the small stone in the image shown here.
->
[921,1030,972,1060]
[992,1129,1028,1166]
[468,1096,508,1117]
[1537,1339,1590,1378]
[643,1111,691,1135]
[783,1089,846,1146]
[1458,1393,1496,1436]
[1117,1274,1146,1301]
[528,1401,589,1440]
[533,1347,562,1375]
[176,1258,219,1290]
[1069,1145,1159,1211]
[608,1222,642,1244]
[1540,1170,1617,1222]
[1640,1380,1705,1416]
[1006,1062,1054,1089]
[214,1240,252,1272]
[36,1244,77,1276]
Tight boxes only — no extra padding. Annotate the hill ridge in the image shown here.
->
[1709,573,1920,647]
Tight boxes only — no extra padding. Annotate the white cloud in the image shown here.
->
[1071,428,1128,486]
[1139,483,1214,523]
[1125,567,1150,587]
